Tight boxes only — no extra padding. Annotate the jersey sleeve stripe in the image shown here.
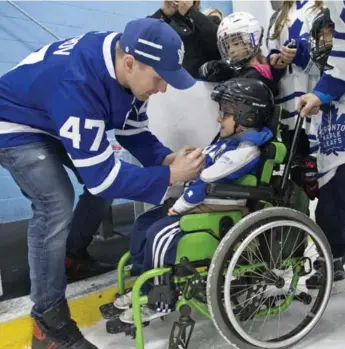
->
[114,127,149,136]
[0,121,58,138]
[69,143,113,167]
[126,119,149,128]
[88,155,122,195]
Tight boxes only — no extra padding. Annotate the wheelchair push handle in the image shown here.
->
[280,111,304,191]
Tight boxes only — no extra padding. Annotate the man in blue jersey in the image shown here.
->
[0,18,204,349]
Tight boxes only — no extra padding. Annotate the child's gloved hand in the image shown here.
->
[199,60,236,82]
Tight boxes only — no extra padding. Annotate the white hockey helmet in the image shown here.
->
[217,12,264,68]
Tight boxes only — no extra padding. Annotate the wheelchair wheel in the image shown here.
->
[207,207,333,349]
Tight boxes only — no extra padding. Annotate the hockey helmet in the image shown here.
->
[211,78,274,129]
[217,12,264,69]
[309,8,334,72]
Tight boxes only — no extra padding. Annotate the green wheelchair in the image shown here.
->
[100,107,333,349]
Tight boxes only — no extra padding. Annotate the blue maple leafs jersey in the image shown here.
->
[172,127,273,213]
[0,32,173,205]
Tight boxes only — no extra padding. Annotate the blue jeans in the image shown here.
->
[0,140,112,316]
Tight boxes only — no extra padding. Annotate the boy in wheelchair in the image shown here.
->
[114,77,275,324]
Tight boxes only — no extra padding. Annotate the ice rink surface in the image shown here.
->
[83,292,345,349]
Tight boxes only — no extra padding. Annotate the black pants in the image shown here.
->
[316,164,345,258]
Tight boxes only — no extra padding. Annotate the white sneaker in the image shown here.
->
[119,305,169,324]
[113,291,132,310]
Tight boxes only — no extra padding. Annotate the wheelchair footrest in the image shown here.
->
[169,305,195,349]
[105,317,150,338]
[99,302,123,320]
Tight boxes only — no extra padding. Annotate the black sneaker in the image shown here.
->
[65,249,114,282]
[31,300,98,349]
[306,257,345,289]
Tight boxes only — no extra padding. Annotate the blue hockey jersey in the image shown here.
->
[0,32,174,205]
[172,127,273,213]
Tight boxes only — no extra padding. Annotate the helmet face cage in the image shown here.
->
[308,30,333,71]
[217,13,264,69]
[217,31,256,66]
[308,9,334,72]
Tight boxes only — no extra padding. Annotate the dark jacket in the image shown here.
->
[148,8,221,78]
[199,60,285,97]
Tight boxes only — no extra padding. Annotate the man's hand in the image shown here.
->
[169,148,205,185]
[161,0,178,16]
[297,93,322,117]
[178,1,194,15]
[162,146,197,166]
[177,145,198,156]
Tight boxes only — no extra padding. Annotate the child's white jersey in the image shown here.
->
[267,0,322,144]
[313,1,345,187]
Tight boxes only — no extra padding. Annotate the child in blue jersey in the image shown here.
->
[114,77,274,324]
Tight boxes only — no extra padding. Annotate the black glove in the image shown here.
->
[291,155,319,200]
[199,60,237,82]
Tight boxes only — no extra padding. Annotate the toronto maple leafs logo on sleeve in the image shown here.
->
[318,106,345,156]
[178,42,185,65]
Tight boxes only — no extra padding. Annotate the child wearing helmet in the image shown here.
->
[114,78,274,324]
[300,8,345,291]
[199,12,284,97]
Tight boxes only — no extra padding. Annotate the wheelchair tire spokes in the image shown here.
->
[208,208,333,349]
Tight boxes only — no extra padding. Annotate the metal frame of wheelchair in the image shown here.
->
[101,108,334,349]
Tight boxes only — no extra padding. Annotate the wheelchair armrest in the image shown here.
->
[206,183,275,201]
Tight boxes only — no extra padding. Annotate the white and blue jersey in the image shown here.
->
[0,32,173,205]
[312,1,345,187]
[267,0,322,138]
[172,127,273,213]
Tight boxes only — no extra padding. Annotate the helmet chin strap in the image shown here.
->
[234,117,241,134]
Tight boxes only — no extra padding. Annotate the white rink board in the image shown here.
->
[147,81,220,151]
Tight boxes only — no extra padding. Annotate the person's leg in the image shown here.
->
[307,164,345,288]
[59,147,114,279]
[65,189,115,279]
[144,215,182,283]
[67,190,113,252]
[0,142,97,349]
[316,167,345,258]
[113,205,167,310]
[120,215,182,324]
[130,205,166,274]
